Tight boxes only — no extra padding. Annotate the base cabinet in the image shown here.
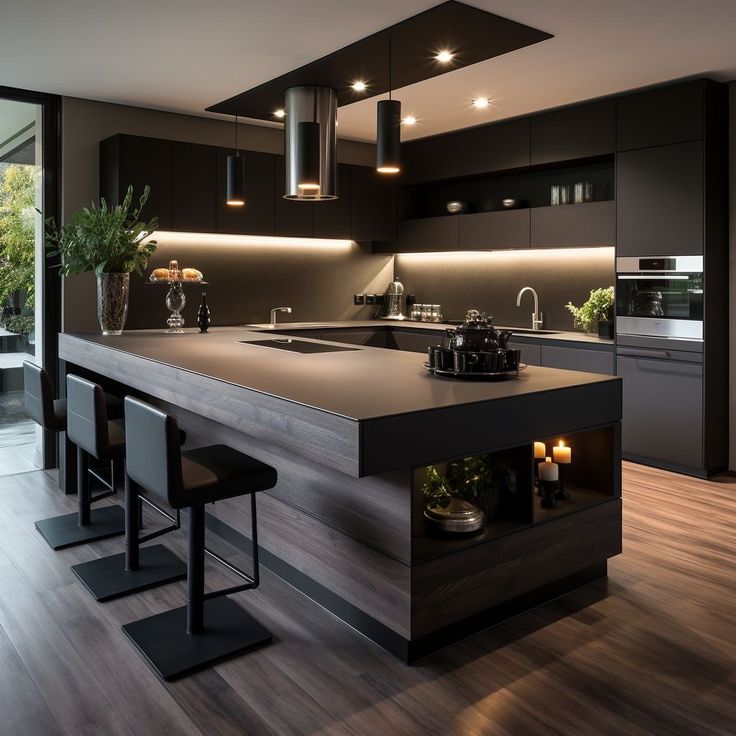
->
[617,353,703,470]
[541,345,614,375]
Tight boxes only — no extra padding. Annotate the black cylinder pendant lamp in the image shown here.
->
[226,112,245,206]
[376,38,401,174]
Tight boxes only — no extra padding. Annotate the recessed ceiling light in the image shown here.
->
[273,108,286,118]
[471,97,491,110]
[351,80,367,92]
[402,115,417,126]
[435,50,454,63]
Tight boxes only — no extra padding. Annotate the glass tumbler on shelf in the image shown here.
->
[420,304,430,322]
[165,281,186,333]
[410,303,421,321]
[431,305,441,322]
[559,184,572,205]
[550,185,561,206]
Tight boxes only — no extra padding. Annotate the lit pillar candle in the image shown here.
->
[534,442,546,459]
[552,441,572,465]
[538,457,559,481]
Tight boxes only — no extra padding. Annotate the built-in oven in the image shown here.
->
[615,256,703,340]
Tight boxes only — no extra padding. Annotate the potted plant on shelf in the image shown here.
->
[421,454,517,534]
[45,185,158,335]
[565,286,615,339]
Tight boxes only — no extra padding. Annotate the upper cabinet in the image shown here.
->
[530,100,615,165]
[351,166,394,242]
[617,81,704,151]
[458,118,530,176]
[215,149,275,236]
[100,135,173,229]
[401,134,460,183]
[172,142,217,233]
[616,141,703,256]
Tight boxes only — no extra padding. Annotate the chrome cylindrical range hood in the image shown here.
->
[284,86,338,200]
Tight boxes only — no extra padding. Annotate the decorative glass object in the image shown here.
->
[96,273,130,336]
[165,281,186,333]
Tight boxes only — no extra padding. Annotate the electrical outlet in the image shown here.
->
[354,293,365,305]
[366,294,376,305]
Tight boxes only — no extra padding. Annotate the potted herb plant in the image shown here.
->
[45,185,158,335]
[565,286,615,339]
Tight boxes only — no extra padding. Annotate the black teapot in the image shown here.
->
[444,310,512,351]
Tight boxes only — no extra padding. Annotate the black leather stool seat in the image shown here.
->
[179,446,277,507]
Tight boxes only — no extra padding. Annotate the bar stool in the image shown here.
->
[120,396,277,680]
[25,363,125,550]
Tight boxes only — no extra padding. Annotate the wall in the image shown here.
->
[60,96,391,331]
[396,247,615,329]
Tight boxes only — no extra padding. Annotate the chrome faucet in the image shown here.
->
[270,306,292,326]
[516,287,543,331]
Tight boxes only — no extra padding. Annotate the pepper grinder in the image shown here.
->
[197,291,210,333]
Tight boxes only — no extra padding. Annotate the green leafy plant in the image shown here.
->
[6,313,34,336]
[421,454,517,518]
[566,286,615,333]
[45,185,158,277]
[0,163,36,309]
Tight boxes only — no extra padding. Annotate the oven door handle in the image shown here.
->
[617,347,673,359]
[617,274,690,280]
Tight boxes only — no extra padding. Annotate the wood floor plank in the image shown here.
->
[0,623,63,736]
[0,463,733,736]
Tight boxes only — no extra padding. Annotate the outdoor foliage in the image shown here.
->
[566,286,615,333]
[0,163,37,309]
[45,185,158,277]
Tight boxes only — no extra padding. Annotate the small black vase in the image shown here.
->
[197,291,211,333]
[597,319,614,340]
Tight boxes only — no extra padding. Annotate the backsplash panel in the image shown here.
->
[396,247,615,331]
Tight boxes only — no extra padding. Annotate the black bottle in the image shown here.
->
[197,291,211,333]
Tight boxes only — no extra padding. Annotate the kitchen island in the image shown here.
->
[59,326,622,661]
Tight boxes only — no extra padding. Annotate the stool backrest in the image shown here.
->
[23,361,55,429]
[67,374,109,458]
[124,396,183,507]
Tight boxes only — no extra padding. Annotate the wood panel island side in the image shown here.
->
[59,327,622,661]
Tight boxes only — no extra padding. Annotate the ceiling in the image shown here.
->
[0,0,735,142]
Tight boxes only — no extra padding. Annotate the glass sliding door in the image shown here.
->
[0,87,60,475]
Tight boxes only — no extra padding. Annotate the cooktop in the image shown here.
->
[239,339,360,354]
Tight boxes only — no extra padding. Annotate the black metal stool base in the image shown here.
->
[71,544,187,601]
[122,597,272,680]
[34,505,125,550]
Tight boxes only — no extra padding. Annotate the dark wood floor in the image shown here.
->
[0,462,734,736]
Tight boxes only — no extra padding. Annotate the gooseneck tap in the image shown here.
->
[270,306,292,326]
[516,287,543,331]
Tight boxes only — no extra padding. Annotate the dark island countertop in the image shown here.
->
[59,328,621,476]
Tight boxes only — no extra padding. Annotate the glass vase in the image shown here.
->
[96,272,130,336]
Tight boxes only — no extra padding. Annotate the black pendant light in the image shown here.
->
[296,92,321,194]
[226,112,245,206]
[376,37,401,174]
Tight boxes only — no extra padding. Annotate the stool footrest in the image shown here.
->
[202,545,258,600]
[35,505,125,550]
[122,597,271,681]
[71,544,187,601]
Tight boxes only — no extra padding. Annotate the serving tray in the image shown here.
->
[424,363,527,380]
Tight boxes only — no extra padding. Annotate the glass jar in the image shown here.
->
[410,303,421,321]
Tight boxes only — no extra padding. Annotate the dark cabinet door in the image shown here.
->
[459,118,530,176]
[459,210,530,250]
[313,164,352,238]
[530,100,615,165]
[391,216,459,252]
[351,165,394,242]
[530,201,615,247]
[507,341,541,366]
[273,156,313,237]
[617,353,703,469]
[616,141,703,256]
[401,134,460,183]
[100,135,173,229]
[172,142,217,232]
[617,80,704,151]
[216,149,275,235]
[540,345,614,375]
